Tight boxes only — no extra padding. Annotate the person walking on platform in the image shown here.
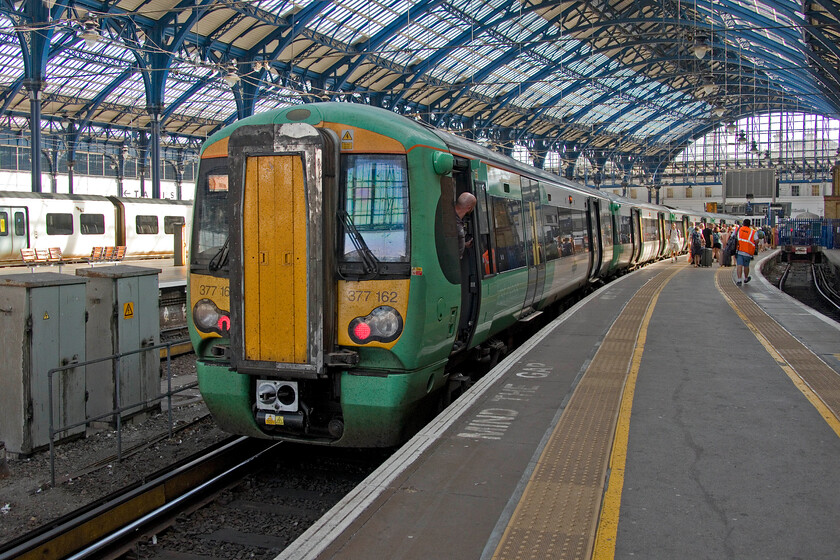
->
[735,218,758,286]
[668,223,682,262]
[712,226,722,263]
[720,226,731,265]
[702,222,713,251]
[690,225,704,267]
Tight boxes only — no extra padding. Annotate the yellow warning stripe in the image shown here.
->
[592,268,678,559]
[714,269,840,438]
[491,266,679,560]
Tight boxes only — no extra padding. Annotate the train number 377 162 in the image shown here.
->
[346,290,398,303]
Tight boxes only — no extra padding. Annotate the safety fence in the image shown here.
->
[46,339,194,487]
[776,218,840,249]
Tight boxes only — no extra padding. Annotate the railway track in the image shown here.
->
[776,260,840,323]
[0,437,388,560]
[0,437,273,560]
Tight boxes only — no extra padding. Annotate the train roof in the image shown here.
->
[0,191,192,207]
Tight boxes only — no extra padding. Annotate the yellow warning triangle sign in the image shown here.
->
[342,131,352,141]
[123,302,134,319]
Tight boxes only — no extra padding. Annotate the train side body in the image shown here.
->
[0,191,192,265]
[187,102,732,448]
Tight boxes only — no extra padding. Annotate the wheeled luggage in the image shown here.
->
[720,246,733,266]
[701,247,713,267]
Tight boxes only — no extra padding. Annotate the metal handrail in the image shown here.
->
[46,338,194,487]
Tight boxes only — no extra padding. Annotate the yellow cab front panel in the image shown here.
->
[242,154,309,364]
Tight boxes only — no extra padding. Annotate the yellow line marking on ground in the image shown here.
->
[591,268,678,560]
[714,271,840,438]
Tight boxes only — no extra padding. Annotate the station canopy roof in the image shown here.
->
[2,0,839,166]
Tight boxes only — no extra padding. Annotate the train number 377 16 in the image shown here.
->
[198,284,230,297]
[346,290,398,303]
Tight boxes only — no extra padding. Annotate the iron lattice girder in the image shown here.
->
[0,0,837,170]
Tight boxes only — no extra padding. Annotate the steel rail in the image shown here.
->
[812,263,840,312]
[0,437,278,560]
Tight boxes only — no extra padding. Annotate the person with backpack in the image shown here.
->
[735,219,759,286]
[690,225,704,267]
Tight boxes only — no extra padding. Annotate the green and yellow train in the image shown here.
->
[188,103,727,446]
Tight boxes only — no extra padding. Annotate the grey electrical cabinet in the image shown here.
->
[76,265,161,422]
[0,273,87,456]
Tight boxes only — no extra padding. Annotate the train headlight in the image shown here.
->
[348,306,403,344]
[193,298,230,335]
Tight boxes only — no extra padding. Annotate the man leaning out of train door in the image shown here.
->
[455,192,477,259]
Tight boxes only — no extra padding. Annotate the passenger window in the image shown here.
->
[619,214,632,243]
[557,207,577,256]
[491,196,526,272]
[0,212,6,236]
[164,216,186,234]
[541,206,560,261]
[46,213,73,235]
[136,215,159,235]
[80,213,105,235]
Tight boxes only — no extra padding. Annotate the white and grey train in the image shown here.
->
[0,192,192,265]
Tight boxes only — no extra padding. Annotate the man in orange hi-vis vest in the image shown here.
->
[735,218,759,286]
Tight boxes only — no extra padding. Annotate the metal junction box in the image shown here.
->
[76,265,161,423]
[0,273,87,455]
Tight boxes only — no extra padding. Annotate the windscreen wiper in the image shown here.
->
[338,209,379,276]
[208,236,230,271]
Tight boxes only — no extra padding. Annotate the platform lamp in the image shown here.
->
[223,62,240,86]
[79,17,100,48]
[689,36,711,59]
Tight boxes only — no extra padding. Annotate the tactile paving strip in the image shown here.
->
[716,268,840,421]
[491,268,680,560]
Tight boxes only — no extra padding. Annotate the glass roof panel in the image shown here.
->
[252,0,302,14]
[309,0,410,45]
[105,74,146,107]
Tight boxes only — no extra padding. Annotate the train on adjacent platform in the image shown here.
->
[188,103,730,447]
[0,192,193,265]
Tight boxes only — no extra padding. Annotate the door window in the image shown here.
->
[14,212,25,236]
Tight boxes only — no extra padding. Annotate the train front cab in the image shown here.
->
[190,109,467,447]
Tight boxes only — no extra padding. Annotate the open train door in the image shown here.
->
[630,207,643,265]
[587,198,603,281]
[226,123,338,379]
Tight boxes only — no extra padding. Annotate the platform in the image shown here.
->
[278,251,840,560]
[0,257,187,288]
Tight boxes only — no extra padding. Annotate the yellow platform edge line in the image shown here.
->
[713,269,840,439]
[591,268,679,560]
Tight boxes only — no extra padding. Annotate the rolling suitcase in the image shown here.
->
[701,247,713,267]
